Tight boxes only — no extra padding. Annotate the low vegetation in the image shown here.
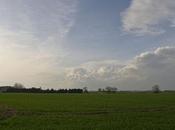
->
[0,92,175,130]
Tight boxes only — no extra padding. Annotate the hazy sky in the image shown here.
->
[1,0,175,90]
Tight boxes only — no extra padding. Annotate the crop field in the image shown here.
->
[0,93,175,130]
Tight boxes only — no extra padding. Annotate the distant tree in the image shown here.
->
[152,85,160,93]
[83,87,88,93]
[14,83,25,89]
[105,86,118,93]
[4,86,83,93]
[98,88,102,92]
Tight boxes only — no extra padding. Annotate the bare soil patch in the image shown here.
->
[0,105,16,120]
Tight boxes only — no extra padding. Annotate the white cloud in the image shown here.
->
[0,0,79,38]
[0,0,79,87]
[122,0,175,35]
[0,28,66,87]
[66,60,124,82]
[65,46,175,90]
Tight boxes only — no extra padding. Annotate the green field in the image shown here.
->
[0,93,175,130]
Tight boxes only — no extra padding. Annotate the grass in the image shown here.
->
[0,92,175,130]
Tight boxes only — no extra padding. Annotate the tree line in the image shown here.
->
[1,83,83,93]
[5,87,83,93]
[0,83,170,94]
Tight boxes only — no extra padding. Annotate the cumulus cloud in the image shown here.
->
[66,60,124,82]
[65,46,175,90]
[122,0,175,35]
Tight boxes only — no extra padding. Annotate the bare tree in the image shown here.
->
[105,86,118,93]
[152,85,160,93]
[83,86,88,93]
[98,88,102,92]
[14,83,25,89]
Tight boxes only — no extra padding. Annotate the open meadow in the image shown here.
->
[0,92,175,130]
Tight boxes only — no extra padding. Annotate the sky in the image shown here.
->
[0,0,175,90]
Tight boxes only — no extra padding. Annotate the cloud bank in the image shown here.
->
[122,0,175,35]
[66,46,175,90]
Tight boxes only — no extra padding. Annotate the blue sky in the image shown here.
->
[65,0,173,64]
[1,0,175,90]
[66,0,131,61]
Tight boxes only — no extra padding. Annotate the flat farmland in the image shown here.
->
[0,93,175,130]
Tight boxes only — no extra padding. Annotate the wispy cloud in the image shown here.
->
[0,0,78,38]
[0,0,79,87]
[121,0,175,36]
